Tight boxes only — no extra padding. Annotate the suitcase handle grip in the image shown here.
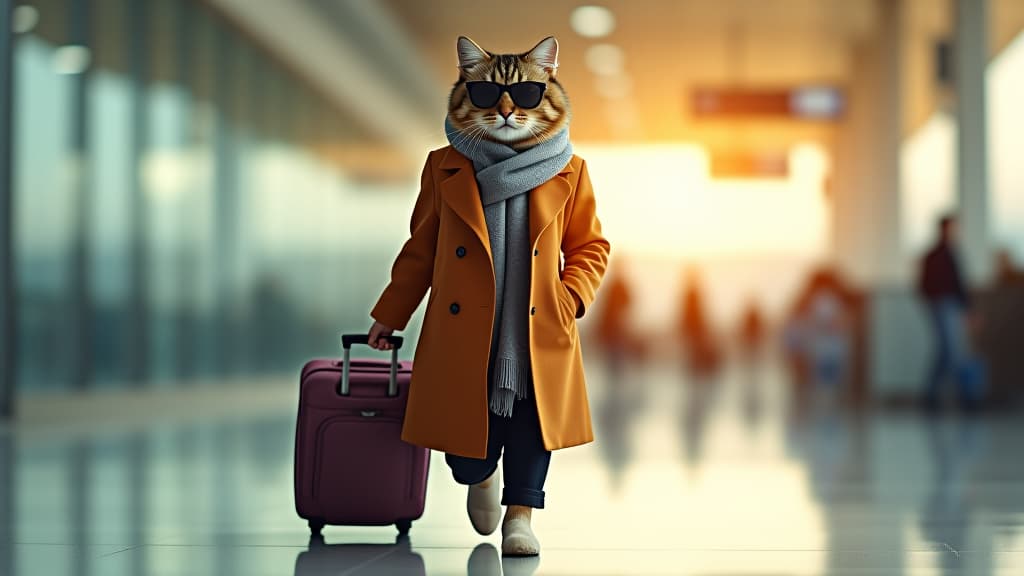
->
[339,333,404,397]
[342,334,404,350]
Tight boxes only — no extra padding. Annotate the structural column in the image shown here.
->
[126,0,150,383]
[213,30,239,376]
[953,0,991,284]
[830,0,904,286]
[68,0,93,390]
[1,0,16,418]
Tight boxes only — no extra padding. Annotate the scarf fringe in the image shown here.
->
[489,357,530,418]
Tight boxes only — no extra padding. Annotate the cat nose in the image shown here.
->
[498,97,515,119]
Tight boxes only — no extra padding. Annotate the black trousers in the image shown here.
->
[445,395,552,508]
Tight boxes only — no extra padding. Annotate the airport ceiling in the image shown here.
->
[214,0,1024,179]
[384,0,875,146]
[384,0,1023,143]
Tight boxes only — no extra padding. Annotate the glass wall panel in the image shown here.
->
[88,0,132,387]
[230,40,258,374]
[14,0,75,390]
[146,0,190,384]
[988,30,1024,263]
[11,0,411,391]
[211,19,241,375]
[184,4,218,380]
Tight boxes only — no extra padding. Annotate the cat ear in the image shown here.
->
[457,36,490,71]
[527,36,559,74]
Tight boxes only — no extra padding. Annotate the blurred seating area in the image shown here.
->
[977,256,1024,408]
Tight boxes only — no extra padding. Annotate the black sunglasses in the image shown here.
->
[465,81,547,109]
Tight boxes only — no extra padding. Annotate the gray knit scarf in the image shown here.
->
[444,116,573,417]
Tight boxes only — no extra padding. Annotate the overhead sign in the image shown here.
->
[692,86,845,120]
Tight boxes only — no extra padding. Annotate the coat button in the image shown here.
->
[456,246,466,258]
[450,302,460,315]
[530,306,536,316]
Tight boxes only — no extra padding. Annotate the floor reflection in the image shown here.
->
[464,543,540,576]
[921,418,981,576]
[4,353,1024,575]
[1,432,12,576]
[294,534,425,575]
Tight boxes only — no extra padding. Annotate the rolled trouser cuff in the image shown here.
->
[445,453,499,486]
[501,486,545,509]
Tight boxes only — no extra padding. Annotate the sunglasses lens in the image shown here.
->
[466,83,501,108]
[510,83,544,108]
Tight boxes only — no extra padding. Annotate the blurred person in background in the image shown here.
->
[736,299,768,425]
[676,267,720,468]
[737,299,767,362]
[782,266,855,411]
[595,256,636,382]
[676,266,721,380]
[592,257,641,489]
[917,214,985,412]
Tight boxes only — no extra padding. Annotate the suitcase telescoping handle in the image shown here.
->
[340,334,404,397]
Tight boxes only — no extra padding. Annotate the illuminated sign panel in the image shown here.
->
[692,87,845,120]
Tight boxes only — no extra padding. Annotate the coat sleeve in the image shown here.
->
[370,155,439,330]
[561,158,611,319]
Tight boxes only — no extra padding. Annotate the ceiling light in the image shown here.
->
[570,6,615,38]
[585,43,624,76]
[12,5,40,34]
[53,45,91,74]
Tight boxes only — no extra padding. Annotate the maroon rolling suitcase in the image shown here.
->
[294,334,429,536]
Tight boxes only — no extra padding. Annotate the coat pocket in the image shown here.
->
[556,281,578,327]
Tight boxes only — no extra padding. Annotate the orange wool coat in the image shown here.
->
[370,146,611,459]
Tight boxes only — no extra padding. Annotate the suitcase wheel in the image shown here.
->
[396,519,412,536]
[308,519,325,536]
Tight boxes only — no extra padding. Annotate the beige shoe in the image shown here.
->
[467,468,501,536]
[501,516,540,556]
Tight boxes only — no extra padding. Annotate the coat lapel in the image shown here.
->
[438,146,576,256]
[439,148,492,259]
[529,161,574,248]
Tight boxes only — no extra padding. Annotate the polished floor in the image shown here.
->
[3,354,1024,575]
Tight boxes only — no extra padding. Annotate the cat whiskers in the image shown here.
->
[452,118,491,157]
[464,124,489,155]
[524,121,547,147]
[445,121,488,150]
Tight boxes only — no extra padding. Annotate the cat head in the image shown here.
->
[447,36,570,150]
